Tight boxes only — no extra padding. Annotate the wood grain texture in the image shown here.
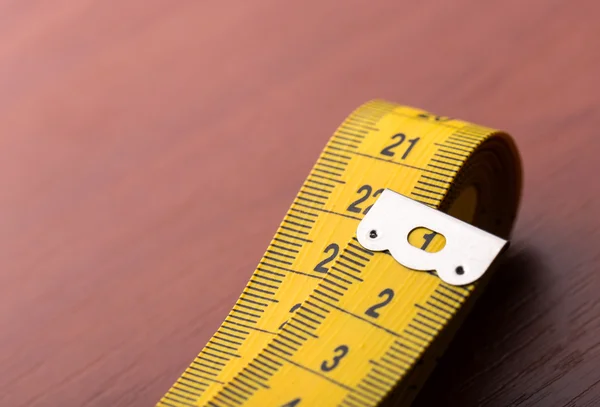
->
[1,1,599,406]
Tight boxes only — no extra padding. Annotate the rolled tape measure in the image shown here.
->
[158,100,522,407]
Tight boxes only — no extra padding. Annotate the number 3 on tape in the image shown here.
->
[356,189,508,286]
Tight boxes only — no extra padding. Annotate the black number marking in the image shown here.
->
[363,188,384,214]
[402,137,420,159]
[421,231,437,251]
[321,345,349,372]
[380,134,420,159]
[380,133,406,157]
[365,288,395,319]
[313,243,340,273]
[281,398,301,407]
[278,303,302,330]
[347,185,372,213]
[417,113,452,122]
[347,185,384,214]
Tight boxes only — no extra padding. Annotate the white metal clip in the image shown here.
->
[356,189,508,286]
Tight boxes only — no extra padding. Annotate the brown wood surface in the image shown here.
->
[1,1,599,406]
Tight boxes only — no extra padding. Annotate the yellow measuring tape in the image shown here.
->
[158,100,522,407]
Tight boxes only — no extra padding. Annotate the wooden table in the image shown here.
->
[1,1,599,406]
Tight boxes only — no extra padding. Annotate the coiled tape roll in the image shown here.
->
[158,100,522,407]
